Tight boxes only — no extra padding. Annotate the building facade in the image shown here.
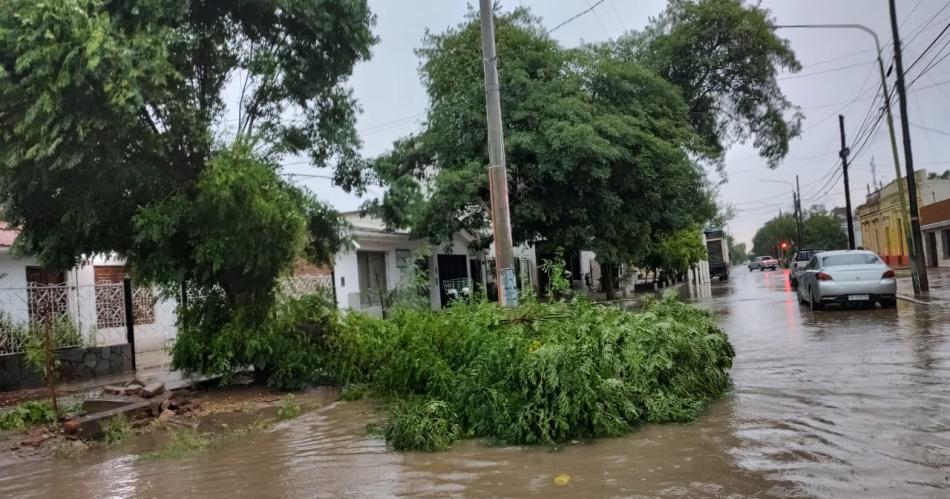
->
[920,198,950,267]
[856,171,950,266]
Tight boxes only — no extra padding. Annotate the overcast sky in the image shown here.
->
[284,0,950,248]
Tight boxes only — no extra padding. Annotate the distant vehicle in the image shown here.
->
[748,256,761,271]
[751,255,778,271]
[704,229,730,281]
[789,248,826,288]
[797,250,897,310]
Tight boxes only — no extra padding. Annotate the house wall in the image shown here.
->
[0,251,178,356]
[0,250,40,323]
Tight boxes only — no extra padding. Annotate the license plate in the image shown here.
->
[848,294,870,301]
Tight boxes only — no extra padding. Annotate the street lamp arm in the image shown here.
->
[775,24,881,52]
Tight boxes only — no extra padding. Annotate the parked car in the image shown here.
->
[756,255,778,271]
[748,256,761,271]
[797,250,897,310]
[789,248,826,288]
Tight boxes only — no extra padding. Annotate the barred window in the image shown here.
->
[94,266,156,327]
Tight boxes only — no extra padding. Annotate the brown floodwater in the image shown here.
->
[1,268,948,498]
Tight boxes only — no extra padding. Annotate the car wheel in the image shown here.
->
[809,288,823,311]
[790,278,798,289]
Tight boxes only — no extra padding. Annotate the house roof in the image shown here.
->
[0,227,18,247]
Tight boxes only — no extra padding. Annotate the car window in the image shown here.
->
[805,256,818,270]
[796,250,813,261]
[822,254,881,267]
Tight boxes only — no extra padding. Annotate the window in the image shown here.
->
[805,256,819,271]
[822,254,882,267]
[25,267,67,325]
[943,230,950,259]
[94,266,155,328]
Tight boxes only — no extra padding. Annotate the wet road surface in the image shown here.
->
[1,268,948,498]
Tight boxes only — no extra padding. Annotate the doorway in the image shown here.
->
[356,251,388,307]
[437,254,468,308]
[927,232,938,267]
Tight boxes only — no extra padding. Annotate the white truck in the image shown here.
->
[704,229,730,281]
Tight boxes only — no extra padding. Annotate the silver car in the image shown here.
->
[797,250,897,310]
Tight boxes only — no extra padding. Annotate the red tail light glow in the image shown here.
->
[882,269,895,279]
[816,272,833,281]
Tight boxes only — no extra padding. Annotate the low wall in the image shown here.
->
[0,344,132,392]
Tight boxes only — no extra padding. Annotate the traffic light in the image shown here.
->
[781,242,788,249]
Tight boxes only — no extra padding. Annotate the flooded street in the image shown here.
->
[2,268,949,498]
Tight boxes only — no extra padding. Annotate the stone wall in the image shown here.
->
[0,344,132,391]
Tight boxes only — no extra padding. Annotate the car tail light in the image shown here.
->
[882,269,895,278]
[816,272,833,281]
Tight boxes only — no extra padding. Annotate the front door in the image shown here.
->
[437,254,468,308]
[357,251,388,307]
[928,232,938,267]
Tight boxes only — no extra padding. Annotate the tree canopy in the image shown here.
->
[615,0,802,168]
[751,207,847,256]
[0,0,375,306]
[371,8,716,283]
[0,0,376,380]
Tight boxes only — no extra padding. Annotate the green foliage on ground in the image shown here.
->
[384,398,462,451]
[172,289,340,390]
[277,394,302,421]
[145,417,274,460]
[0,400,57,431]
[103,415,133,447]
[328,295,734,449]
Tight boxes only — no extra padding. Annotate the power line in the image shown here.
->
[910,121,950,137]
[777,60,874,81]
[547,0,606,34]
[905,20,950,73]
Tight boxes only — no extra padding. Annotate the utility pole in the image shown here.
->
[838,115,856,250]
[775,23,920,292]
[889,0,929,292]
[478,0,518,306]
[795,175,804,249]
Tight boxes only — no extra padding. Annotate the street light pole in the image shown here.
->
[478,0,518,306]
[888,0,929,292]
[775,23,924,293]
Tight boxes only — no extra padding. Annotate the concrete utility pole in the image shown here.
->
[838,115,856,250]
[478,0,518,306]
[775,23,921,293]
[889,0,929,292]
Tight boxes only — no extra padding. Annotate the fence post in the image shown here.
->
[122,276,137,371]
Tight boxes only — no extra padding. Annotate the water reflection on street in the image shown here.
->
[1,268,948,497]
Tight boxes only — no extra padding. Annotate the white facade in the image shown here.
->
[0,248,178,366]
[332,212,506,314]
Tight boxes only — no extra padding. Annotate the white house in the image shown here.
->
[0,228,177,368]
[331,212,540,314]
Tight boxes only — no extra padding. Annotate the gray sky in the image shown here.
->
[285,0,950,248]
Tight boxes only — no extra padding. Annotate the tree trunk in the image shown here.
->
[603,262,616,300]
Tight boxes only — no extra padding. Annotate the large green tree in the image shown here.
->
[371,8,715,298]
[0,0,375,377]
[616,0,802,168]
[752,207,847,256]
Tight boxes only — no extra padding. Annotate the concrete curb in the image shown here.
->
[896,294,950,308]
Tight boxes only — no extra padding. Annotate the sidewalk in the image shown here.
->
[896,267,950,307]
[0,363,193,408]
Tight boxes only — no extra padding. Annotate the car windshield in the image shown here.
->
[822,254,881,267]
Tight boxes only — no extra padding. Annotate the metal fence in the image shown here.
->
[0,281,176,363]
[1,275,336,364]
